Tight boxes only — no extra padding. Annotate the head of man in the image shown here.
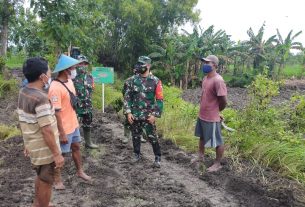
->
[137,56,151,74]
[77,55,89,67]
[53,54,80,80]
[201,55,219,74]
[23,57,51,90]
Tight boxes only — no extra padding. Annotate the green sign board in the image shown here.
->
[92,67,114,84]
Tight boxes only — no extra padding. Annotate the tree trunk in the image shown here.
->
[0,16,9,56]
[184,60,189,90]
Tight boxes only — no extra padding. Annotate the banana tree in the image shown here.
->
[276,29,303,76]
[245,23,277,73]
[149,33,184,86]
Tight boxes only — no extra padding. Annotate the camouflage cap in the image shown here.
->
[137,56,151,64]
[77,55,89,64]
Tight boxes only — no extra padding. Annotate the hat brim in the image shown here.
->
[79,60,89,64]
[52,60,81,73]
[201,58,212,62]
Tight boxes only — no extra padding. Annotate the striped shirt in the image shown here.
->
[18,87,60,166]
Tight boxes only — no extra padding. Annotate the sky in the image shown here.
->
[183,0,305,46]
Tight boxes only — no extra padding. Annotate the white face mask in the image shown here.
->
[42,74,52,90]
[70,70,77,79]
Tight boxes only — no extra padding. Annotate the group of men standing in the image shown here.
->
[17,53,227,206]
[18,54,96,206]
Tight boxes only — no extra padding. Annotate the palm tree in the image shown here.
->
[276,29,303,76]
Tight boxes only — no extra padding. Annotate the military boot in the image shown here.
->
[83,127,98,149]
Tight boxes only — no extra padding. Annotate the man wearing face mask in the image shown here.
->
[123,56,164,168]
[18,57,64,206]
[48,54,92,190]
[73,55,98,149]
[121,63,148,144]
[193,55,227,172]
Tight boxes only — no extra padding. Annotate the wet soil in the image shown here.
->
[1,108,305,207]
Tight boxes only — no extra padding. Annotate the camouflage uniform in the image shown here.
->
[73,66,94,127]
[123,73,164,158]
[122,77,133,139]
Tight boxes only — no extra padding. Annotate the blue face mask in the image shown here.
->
[202,64,213,73]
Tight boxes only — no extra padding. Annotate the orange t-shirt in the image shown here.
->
[48,79,79,135]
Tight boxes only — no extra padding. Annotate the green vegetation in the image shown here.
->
[0,124,20,140]
[156,75,305,184]
[157,86,199,152]
[0,75,18,97]
[282,65,305,78]
[5,52,25,68]
[92,84,122,110]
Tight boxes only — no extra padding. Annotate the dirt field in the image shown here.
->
[1,77,305,206]
[1,104,305,207]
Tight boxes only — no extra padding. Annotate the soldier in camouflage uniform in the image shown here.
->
[122,64,147,144]
[73,55,98,149]
[123,56,164,168]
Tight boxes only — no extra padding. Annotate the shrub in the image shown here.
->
[227,73,254,87]
[0,76,18,97]
[0,56,5,72]
[0,125,21,141]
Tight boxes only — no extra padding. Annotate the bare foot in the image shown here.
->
[190,156,204,165]
[77,171,92,181]
[54,182,65,190]
[32,202,55,207]
[207,163,222,172]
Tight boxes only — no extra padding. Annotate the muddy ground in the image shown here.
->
[1,77,305,206]
[1,104,305,207]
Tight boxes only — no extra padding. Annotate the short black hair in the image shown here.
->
[23,57,48,83]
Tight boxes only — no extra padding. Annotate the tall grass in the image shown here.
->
[0,75,18,97]
[157,86,199,152]
[5,52,26,69]
[92,83,122,110]
[282,64,304,78]
[157,84,305,185]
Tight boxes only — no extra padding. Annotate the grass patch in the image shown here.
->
[158,82,305,185]
[92,83,122,110]
[0,125,21,141]
[5,53,25,69]
[282,64,305,78]
[157,86,199,152]
[0,75,18,97]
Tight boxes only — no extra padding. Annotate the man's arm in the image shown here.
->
[151,80,164,118]
[55,110,68,144]
[123,79,133,115]
[218,96,227,111]
[41,124,64,168]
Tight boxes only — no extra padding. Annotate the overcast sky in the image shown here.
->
[183,0,304,46]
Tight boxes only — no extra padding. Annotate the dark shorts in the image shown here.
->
[195,118,223,148]
[33,162,55,185]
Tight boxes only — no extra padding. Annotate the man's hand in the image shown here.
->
[24,148,29,157]
[59,133,68,144]
[220,115,224,122]
[147,115,156,124]
[127,113,134,124]
[53,154,64,169]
